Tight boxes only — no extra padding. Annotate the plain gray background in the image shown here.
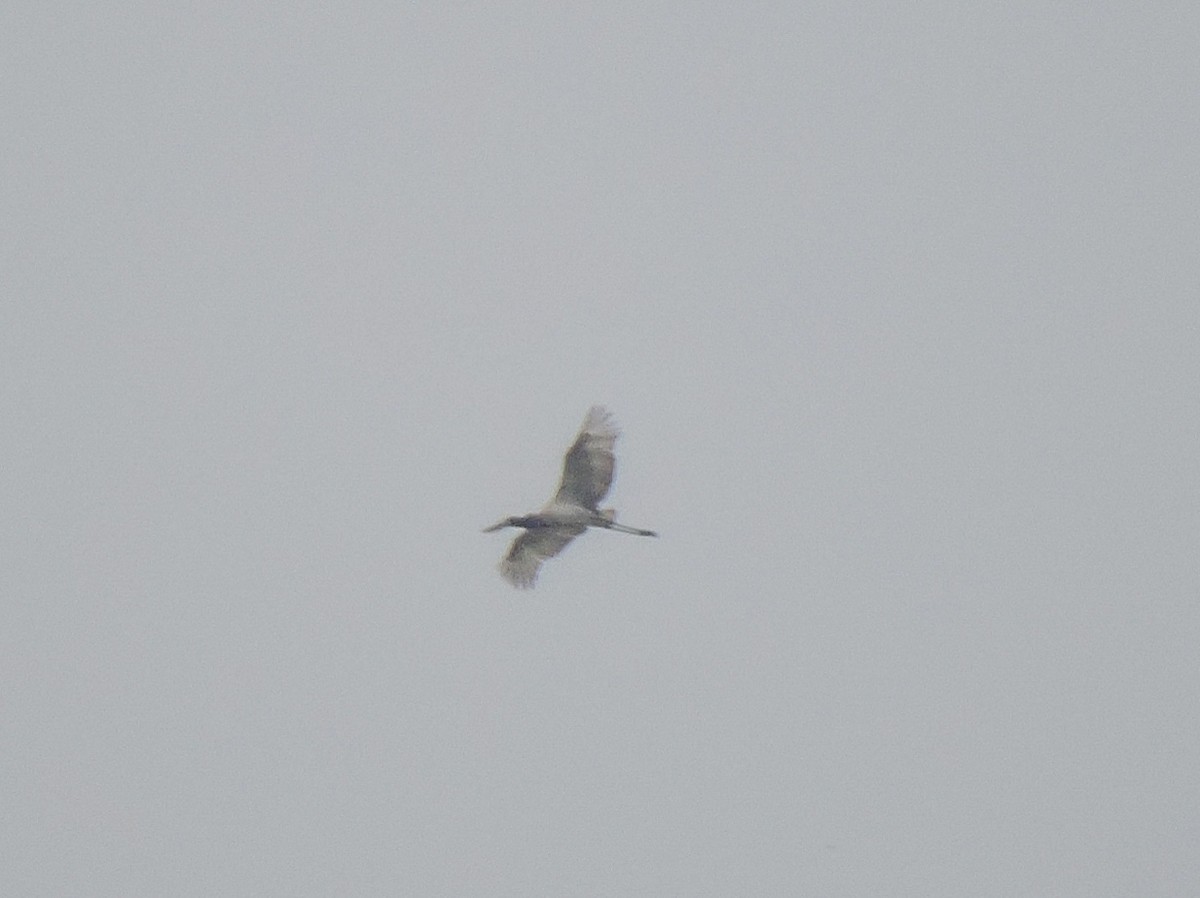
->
[4,3,1198,895]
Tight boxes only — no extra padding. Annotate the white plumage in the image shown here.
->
[484,406,657,588]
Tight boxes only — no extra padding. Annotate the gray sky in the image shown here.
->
[4,4,1198,895]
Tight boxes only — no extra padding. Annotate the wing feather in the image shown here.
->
[552,405,618,510]
[499,525,585,588]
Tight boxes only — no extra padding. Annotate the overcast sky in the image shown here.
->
[4,4,1198,896]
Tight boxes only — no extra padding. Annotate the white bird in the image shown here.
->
[484,406,657,588]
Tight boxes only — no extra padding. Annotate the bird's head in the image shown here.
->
[482,516,518,533]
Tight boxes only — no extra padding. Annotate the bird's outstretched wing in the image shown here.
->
[553,405,618,510]
[499,525,586,589]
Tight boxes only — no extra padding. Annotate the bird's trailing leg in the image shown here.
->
[607,521,658,537]
[597,508,657,537]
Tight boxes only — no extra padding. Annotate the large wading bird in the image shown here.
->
[484,406,657,588]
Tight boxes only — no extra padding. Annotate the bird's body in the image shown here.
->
[484,406,657,588]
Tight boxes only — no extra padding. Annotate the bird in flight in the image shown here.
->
[484,406,657,588]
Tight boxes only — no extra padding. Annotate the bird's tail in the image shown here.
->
[598,508,616,522]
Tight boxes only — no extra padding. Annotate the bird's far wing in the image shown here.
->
[499,526,584,588]
[552,405,618,509]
